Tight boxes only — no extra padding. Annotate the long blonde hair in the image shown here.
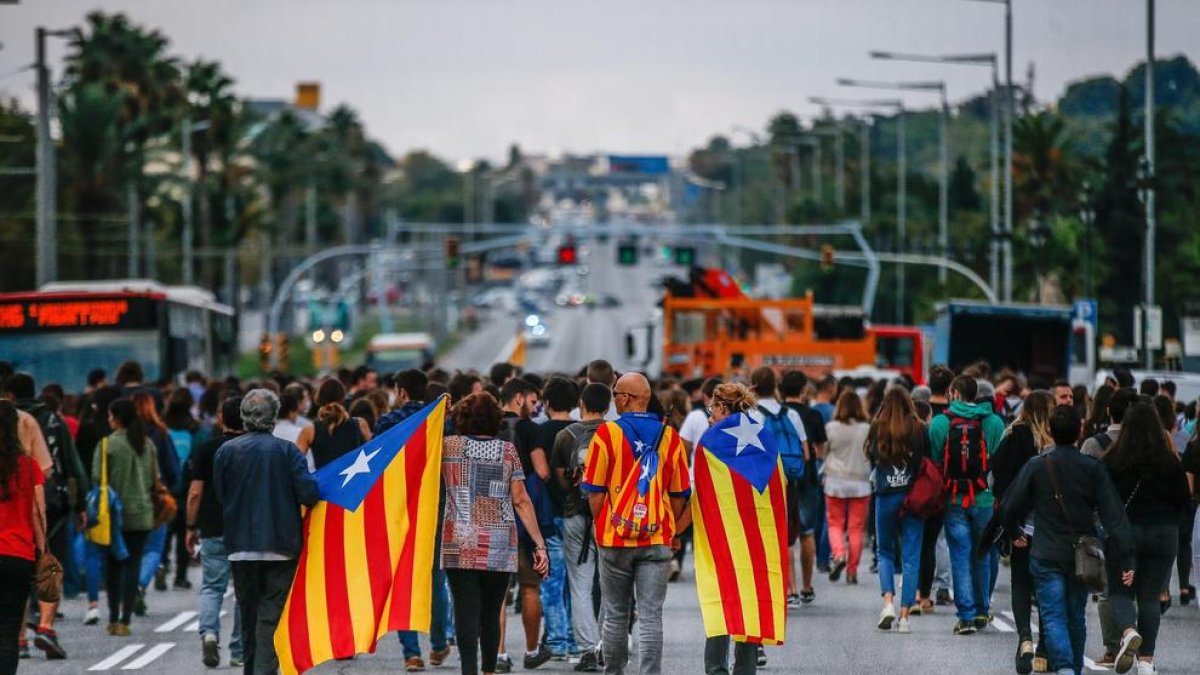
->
[711,383,757,415]
[1008,390,1054,449]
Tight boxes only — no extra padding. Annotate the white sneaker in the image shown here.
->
[1115,630,1143,674]
[896,617,911,634]
[1135,662,1156,675]
[877,603,896,631]
[84,607,100,626]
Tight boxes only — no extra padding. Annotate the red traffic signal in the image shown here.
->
[557,245,577,265]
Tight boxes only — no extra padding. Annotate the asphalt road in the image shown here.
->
[22,553,1200,674]
[441,239,675,375]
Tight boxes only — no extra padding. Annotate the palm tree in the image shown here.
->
[185,59,238,283]
[1012,111,1074,222]
[57,83,125,277]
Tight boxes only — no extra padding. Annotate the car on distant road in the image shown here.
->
[524,314,550,347]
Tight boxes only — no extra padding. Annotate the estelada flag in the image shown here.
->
[275,396,447,674]
[691,411,788,645]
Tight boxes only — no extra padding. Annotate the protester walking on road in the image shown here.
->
[439,392,549,675]
[0,400,47,675]
[823,390,871,584]
[214,389,319,675]
[866,387,927,634]
[1103,402,1192,675]
[296,379,372,471]
[95,398,156,636]
[583,372,691,675]
[1003,405,1135,675]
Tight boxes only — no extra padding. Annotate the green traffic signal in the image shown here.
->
[673,246,695,266]
[617,244,639,266]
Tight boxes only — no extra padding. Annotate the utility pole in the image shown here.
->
[181,117,194,284]
[1004,0,1014,302]
[35,27,58,287]
[305,178,317,251]
[1143,0,1156,370]
[897,108,907,324]
[835,124,846,213]
[127,183,140,277]
[860,119,871,225]
[989,64,1001,296]
[937,89,949,284]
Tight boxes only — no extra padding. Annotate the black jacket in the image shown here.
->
[1004,445,1134,569]
[213,432,319,558]
[991,424,1039,502]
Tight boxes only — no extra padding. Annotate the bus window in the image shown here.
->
[876,336,916,369]
[0,330,161,390]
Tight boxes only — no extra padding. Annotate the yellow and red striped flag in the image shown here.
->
[691,411,788,645]
[275,396,447,675]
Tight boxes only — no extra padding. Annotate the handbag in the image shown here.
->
[150,451,178,528]
[901,456,947,520]
[31,469,63,603]
[85,437,112,546]
[1044,454,1106,592]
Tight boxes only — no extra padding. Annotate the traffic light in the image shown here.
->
[445,237,461,268]
[617,243,639,266]
[276,333,290,373]
[557,245,577,265]
[673,246,696,267]
[820,244,835,272]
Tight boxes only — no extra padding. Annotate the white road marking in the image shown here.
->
[88,645,145,671]
[154,611,197,633]
[1083,656,1109,672]
[990,615,1016,633]
[121,643,175,670]
[185,609,226,632]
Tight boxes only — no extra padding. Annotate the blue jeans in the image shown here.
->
[1030,556,1087,675]
[199,537,243,660]
[138,524,167,588]
[84,539,104,603]
[540,527,575,655]
[398,566,450,658]
[943,503,992,622]
[875,492,924,608]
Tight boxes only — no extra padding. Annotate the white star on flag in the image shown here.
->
[339,447,382,488]
[722,415,766,456]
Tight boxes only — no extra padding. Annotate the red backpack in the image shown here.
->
[901,456,946,520]
[941,416,990,508]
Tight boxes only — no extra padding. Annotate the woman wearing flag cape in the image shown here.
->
[678,383,789,675]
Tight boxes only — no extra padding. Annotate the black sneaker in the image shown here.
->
[524,646,553,670]
[829,557,847,583]
[935,588,953,606]
[756,646,767,667]
[173,578,193,590]
[134,589,147,617]
[800,589,815,604]
[202,635,220,668]
[573,650,601,672]
[154,565,169,592]
[34,629,67,660]
[494,655,513,673]
[953,620,977,636]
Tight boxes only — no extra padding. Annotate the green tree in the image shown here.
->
[184,59,238,279]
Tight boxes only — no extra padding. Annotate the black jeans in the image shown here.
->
[106,530,149,625]
[0,556,35,675]
[164,503,191,583]
[231,559,298,675]
[1108,524,1178,657]
[918,512,944,598]
[446,568,510,675]
[1178,504,1196,593]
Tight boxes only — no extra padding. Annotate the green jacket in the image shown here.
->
[928,400,1006,509]
[92,431,156,532]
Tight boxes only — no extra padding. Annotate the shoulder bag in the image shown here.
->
[1043,454,1106,592]
[30,458,64,603]
[149,446,178,528]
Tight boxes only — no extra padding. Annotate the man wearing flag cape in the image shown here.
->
[680,382,789,675]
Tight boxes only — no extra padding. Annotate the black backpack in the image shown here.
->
[941,416,990,507]
[32,407,72,517]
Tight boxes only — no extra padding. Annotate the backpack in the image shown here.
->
[758,404,806,479]
[941,416,990,508]
[500,417,557,541]
[901,456,947,520]
[31,407,72,517]
[565,423,601,486]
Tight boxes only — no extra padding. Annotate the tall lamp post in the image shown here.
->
[870,51,1000,294]
[839,78,949,283]
[810,96,905,322]
[35,27,74,287]
[1078,183,1095,299]
[1136,157,1155,369]
[967,0,1014,301]
[1143,0,1157,371]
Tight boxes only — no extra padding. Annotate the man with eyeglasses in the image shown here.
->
[582,373,691,675]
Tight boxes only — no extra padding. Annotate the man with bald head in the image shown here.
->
[581,372,691,675]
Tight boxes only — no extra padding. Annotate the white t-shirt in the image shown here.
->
[679,409,710,448]
[272,419,304,445]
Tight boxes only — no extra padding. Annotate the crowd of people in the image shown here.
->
[0,356,1198,675]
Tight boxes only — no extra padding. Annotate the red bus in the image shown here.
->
[868,325,931,385]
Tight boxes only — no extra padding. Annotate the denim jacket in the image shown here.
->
[213,432,319,558]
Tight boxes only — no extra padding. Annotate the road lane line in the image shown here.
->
[186,609,225,632]
[991,615,1015,633]
[155,611,197,633]
[1083,656,1109,672]
[88,645,145,671]
[121,643,175,670]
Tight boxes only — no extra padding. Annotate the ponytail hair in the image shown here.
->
[110,398,149,456]
[315,378,349,431]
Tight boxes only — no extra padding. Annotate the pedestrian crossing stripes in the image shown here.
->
[120,644,175,670]
[88,645,145,671]
[990,614,1015,633]
[1000,612,1109,672]
[183,609,226,633]
[154,611,197,633]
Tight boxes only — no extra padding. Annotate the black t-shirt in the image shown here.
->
[500,413,539,476]
[1182,440,1200,501]
[930,401,950,418]
[784,402,828,447]
[188,432,239,538]
[536,419,575,515]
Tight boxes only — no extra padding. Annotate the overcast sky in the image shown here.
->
[2,0,1197,163]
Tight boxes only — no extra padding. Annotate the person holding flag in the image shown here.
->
[683,382,788,675]
[582,372,691,675]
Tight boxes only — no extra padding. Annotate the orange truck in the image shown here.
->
[659,268,876,379]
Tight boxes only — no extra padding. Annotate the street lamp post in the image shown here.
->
[1078,183,1095,298]
[731,125,766,226]
[181,117,211,286]
[811,125,847,214]
[810,96,905,322]
[1143,0,1157,371]
[839,78,948,284]
[870,51,1001,293]
[1137,157,1155,369]
[35,27,73,287]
